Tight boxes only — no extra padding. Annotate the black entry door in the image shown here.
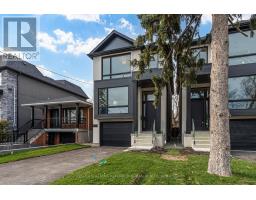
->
[191,88,209,130]
[142,92,160,132]
[50,109,60,128]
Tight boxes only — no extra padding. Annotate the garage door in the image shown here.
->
[101,122,132,147]
[230,120,256,150]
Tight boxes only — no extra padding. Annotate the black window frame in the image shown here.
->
[228,75,256,110]
[191,46,208,64]
[98,86,129,115]
[101,53,131,80]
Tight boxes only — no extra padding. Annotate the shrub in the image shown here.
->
[0,120,10,143]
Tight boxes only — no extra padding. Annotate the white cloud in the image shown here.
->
[64,36,103,56]
[104,27,114,34]
[63,14,101,23]
[201,14,212,25]
[201,14,252,25]
[38,32,58,52]
[38,29,103,56]
[119,18,134,32]
[36,64,56,78]
[241,14,252,20]
[53,29,74,45]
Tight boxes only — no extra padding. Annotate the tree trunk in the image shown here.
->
[208,14,231,177]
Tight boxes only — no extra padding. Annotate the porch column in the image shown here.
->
[87,106,90,142]
[31,106,34,128]
[45,105,48,128]
[59,104,62,128]
[76,103,79,128]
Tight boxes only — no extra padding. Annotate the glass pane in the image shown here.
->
[108,87,128,106]
[108,107,128,114]
[111,54,131,74]
[192,47,208,63]
[99,88,107,114]
[111,73,131,79]
[229,55,256,65]
[102,58,110,75]
[70,109,76,123]
[102,75,110,80]
[191,91,205,99]
[229,101,256,109]
[228,75,256,100]
[229,30,256,56]
[149,55,158,68]
[147,94,155,101]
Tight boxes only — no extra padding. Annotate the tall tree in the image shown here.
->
[132,14,255,177]
[208,14,231,176]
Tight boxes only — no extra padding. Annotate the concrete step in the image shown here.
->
[195,140,210,145]
[193,144,210,149]
[133,142,153,146]
[128,146,153,151]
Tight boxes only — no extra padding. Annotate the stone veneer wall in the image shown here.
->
[0,69,18,130]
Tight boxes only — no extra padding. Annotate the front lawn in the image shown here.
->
[53,149,256,185]
[0,144,89,164]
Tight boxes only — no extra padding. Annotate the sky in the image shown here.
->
[0,14,214,99]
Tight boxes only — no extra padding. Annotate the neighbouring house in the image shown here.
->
[182,21,256,151]
[0,55,93,146]
[89,21,256,151]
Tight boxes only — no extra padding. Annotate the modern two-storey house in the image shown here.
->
[0,55,93,146]
[89,21,256,151]
[89,31,170,149]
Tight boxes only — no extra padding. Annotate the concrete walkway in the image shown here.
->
[232,151,256,162]
[0,146,124,185]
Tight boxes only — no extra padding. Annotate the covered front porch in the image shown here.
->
[21,96,93,145]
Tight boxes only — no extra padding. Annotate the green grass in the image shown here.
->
[0,144,89,164]
[53,150,256,185]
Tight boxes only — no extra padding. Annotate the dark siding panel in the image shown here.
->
[230,120,256,150]
[101,122,132,147]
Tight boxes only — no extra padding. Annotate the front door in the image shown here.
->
[142,91,160,132]
[50,109,60,128]
[191,88,210,130]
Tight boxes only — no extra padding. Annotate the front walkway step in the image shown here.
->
[128,146,153,151]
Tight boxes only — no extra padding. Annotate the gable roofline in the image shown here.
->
[88,30,135,59]
[0,56,89,99]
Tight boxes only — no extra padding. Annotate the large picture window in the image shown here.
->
[229,30,256,65]
[102,54,131,80]
[228,75,256,109]
[99,86,129,114]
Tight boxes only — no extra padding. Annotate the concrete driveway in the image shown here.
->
[0,146,124,185]
[232,151,256,162]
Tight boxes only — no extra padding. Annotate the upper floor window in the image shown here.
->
[99,86,129,114]
[192,47,208,63]
[102,54,131,80]
[228,75,256,109]
[229,30,256,65]
[149,54,159,68]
